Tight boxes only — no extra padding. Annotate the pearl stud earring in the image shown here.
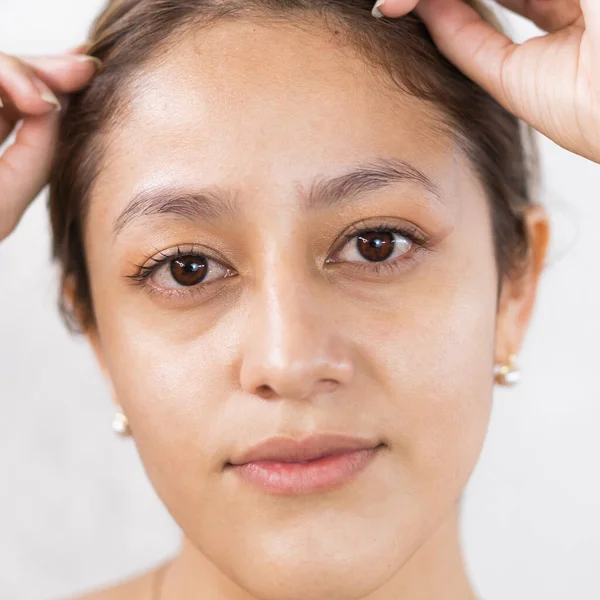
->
[112,407,131,437]
[494,353,521,386]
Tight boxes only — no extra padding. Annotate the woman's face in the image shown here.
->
[83,19,539,598]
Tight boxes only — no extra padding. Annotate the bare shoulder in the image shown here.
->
[66,564,163,600]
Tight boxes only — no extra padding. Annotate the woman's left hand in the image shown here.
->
[372,0,600,163]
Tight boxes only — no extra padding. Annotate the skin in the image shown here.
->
[9,0,598,598]
[1,0,597,597]
[1,0,598,237]
[378,0,600,163]
[69,19,550,600]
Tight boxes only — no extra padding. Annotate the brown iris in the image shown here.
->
[356,231,396,262]
[170,255,208,286]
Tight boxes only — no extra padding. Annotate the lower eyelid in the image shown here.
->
[142,273,230,305]
[326,245,425,277]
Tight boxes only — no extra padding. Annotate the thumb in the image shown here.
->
[415,0,515,108]
[0,110,60,239]
[372,0,420,18]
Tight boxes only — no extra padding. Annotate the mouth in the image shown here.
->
[227,433,383,465]
[225,435,385,495]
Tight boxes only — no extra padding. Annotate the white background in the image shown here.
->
[0,1,598,599]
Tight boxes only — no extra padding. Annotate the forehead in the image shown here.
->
[91,19,464,220]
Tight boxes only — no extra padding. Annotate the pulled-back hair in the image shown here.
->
[48,0,540,332]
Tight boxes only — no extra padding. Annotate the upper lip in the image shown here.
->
[228,434,381,465]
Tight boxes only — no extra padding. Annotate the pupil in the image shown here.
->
[357,231,395,262]
[171,255,208,286]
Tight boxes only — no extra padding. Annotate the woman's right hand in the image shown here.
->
[0,47,101,241]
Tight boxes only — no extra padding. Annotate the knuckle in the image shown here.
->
[0,52,29,77]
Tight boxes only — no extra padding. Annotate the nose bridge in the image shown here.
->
[266,268,324,360]
[239,256,353,399]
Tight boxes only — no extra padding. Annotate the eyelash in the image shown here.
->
[126,221,431,297]
[331,221,430,273]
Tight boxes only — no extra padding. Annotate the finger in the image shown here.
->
[372,0,420,18]
[19,54,103,93]
[0,111,60,239]
[0,91,68,139]
[0,53,62,115]
[496,0,582,33]
[415,0,517,109]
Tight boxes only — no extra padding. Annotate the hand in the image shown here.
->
[372,0,600,163]
[0,46,101,241]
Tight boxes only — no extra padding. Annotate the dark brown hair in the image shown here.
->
[48,0,540,333]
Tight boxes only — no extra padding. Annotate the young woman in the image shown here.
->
[0,0,597,598]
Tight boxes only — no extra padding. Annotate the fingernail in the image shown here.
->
[72,55,104,73]
[41,90,62,112]
[0,96,3,108]
[32,78,61,112]
[372,0,386,18]
[33,79,61,112]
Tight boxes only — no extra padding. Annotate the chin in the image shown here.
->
[217,527,407,600]
[233,561,395,600]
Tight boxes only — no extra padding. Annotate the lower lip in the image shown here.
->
[228,446,382,495]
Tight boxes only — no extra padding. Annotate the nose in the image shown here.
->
[238,272,354,401]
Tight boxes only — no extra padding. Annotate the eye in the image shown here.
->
[126,245,235,294]
[152,253,230,288]
[336,228,413,264]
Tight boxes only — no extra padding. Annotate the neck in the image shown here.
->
[160,503,478,600]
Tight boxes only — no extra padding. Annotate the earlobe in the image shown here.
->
[494,204,551,364]
[526,204,552,277]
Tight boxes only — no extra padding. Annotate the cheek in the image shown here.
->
[95,306,229,445]
[91,297,242,509]
[364,248,498,513]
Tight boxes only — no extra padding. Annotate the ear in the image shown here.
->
[85,321,124,408]
[62,276,118,403]
[85,324,109,378]
[494,204,551,363]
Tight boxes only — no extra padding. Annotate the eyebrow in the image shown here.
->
[112,156,444,238]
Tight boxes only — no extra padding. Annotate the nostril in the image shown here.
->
[256,384,275,399]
